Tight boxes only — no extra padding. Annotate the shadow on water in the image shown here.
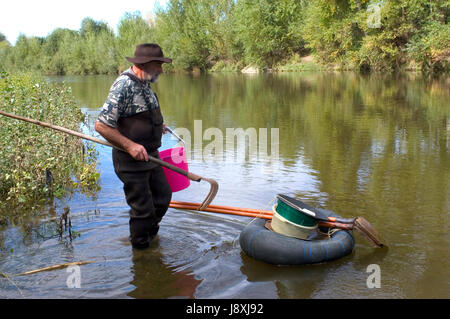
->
[240,251,331,298]
[240,243,390,298]
[127,238,202,299]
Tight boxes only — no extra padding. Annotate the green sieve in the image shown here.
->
[276,198,318,227]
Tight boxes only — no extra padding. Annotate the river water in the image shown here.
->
[0,72,449,298]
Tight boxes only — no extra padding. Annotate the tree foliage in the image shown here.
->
[233,0,306,67]
[116,12,156,72]
[0,1,448,74]
[0,12,154,75]
[302,0,449,72]
[154,0,238,71]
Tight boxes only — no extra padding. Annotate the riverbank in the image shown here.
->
[207,55,434,74]
[208,55,325,74]
[0,72,100,221]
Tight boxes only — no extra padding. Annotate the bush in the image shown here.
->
[301,0,449,73]
[0,71,100,215]
[209,60,243,72]
[407,20,450,72]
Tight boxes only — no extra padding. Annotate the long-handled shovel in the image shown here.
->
[0,110,218,210]
[169,199,384,248]
[276,194,384,247]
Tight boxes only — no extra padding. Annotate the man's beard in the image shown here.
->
[142,71,160,83]
[150,73,160,83]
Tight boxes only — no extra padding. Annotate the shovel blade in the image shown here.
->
[354,217,385,248]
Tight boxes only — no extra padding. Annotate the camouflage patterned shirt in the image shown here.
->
[97,67,160,128]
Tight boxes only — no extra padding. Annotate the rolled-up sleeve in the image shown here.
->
[97,78,127,128]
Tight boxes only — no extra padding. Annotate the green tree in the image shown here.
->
[154,0,242,71]
[11,35,45,72]
[233,0,306,68]
[80,18,117,74]
[41,28,80,74]
[116,11,155,72]
[405,5,450,72]
[302,0,450,72]
[80,17,110,38]
[155,0,211,71]
[0,32,11,66]
[208,0,241,64]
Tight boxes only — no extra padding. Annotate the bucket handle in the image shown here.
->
[164,126,185,146]
[163,126,218,210]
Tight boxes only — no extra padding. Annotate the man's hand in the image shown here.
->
[127,142,149,162]
[95,121,149,162]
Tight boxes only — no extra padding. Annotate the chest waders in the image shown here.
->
[112,72,172,249]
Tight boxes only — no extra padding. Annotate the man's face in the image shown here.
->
[141,61,164,82]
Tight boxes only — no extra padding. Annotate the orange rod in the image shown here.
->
[169,203,272,220]
[169,201,346,230]
[170,200,274,215]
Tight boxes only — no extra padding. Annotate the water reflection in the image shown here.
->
[1,72,447,298]
[128,238,202,299]
[240,251,327,298]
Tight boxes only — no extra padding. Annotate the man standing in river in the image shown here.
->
[95,43,172,249]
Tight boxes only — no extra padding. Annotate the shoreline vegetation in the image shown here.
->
[0,0,448,76]
[0,71,100,221]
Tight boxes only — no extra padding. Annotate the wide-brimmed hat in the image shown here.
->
[126,43,172,64]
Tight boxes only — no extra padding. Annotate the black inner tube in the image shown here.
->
[239,208,355,265]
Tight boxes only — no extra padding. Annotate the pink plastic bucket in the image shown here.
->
[159,147,190,192]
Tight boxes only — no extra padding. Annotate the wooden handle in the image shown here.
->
[327,216,356,224]
[0,109,203,181]
[0,109,220,209]
[318,221,354,230]
[0,109,116,148]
